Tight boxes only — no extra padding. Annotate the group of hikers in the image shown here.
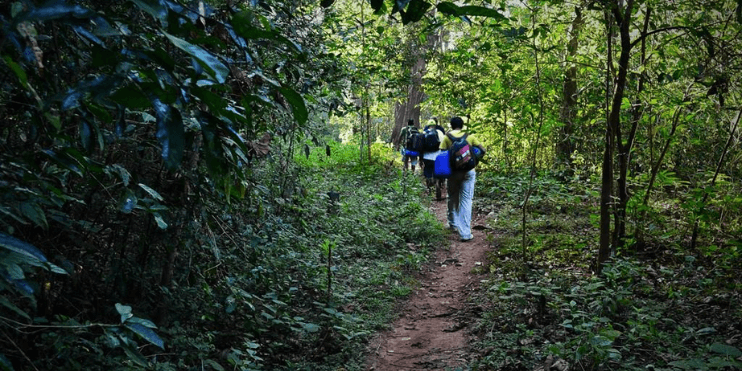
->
[398,116,486,242]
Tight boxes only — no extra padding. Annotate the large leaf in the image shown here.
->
[0,295,31,320]
[198,113,228,176]
[110,85,150,110]
[41,150,84,177]
[138,183,164,201]
[152,213,168,229]
[163,32,229,84]
[0,234,47,263]
[18,2,95,22]
[152,98,185,169]
[125,323,165,349]
[19,202,47,229]
[79,121,93,152]
[231,12,301,54]
[437,2,507,20]
[370,0,385,13]
[279,87,308,125]
[129,0,168,24]
[116,303,133,323]
[709,343,742,357]
[401,0,431,24]
[2,56,29,89]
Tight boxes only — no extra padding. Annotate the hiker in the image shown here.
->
[421,119,445,200]
[439,116,486,242]
[399,119,421,173]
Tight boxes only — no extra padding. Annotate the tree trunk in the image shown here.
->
[392,26,430,149]
[613,6,650,250]
[599,0,635,270]
[557,6,583,167]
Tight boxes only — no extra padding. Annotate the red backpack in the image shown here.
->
[447,133,477,171]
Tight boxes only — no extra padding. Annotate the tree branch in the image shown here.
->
[629,26,692,49]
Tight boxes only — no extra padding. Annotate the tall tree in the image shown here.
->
[557,5,583,168]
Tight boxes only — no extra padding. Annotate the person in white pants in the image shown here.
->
[439,116,485,242]
[446,170,476,241]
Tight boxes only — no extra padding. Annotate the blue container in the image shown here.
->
[473,146,483,159]
[405,150,420,157]
[433,151,452,178]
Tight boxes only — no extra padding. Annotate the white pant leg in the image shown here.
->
[446,175,462,229]
[455,170,476,239]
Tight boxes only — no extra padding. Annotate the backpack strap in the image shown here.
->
[446,133,467,142]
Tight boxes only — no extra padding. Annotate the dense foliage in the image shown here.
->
[2,0,742,370]
[470,171,741,370]
[0,0,443,369]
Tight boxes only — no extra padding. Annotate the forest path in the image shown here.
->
[366,197,490,370]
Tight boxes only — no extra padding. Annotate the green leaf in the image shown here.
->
[44,262,67,275]
[138,183,164,201]
[401,0,431,24]
[279,87,308,125]
[127,317,157,329]
[163,32,229,84]
[153,213,168,229]
[696,327,716,336]
[108,164,131,186]
[125,323,165,349]
[232,13,275,39]
[19,2,95,22]
[2,56,29,89]
[79,121,93,152]
[4,264,24,280]
[437,2,507,20]
[590,335,613,347]
[115,303,133,323]
[599,329,622,340]
[370,0,384,12]
[19,202,47,230]
[0,295,31,320]
[121,344,149,367]
[0,234,47,264]
[0,354,14,371]
[129,0,167,23]
[301,322,320,333]
[203,360,225,371]
[669,359,706,370]
[41,150,84,177]
[109,85,150,110]
[709,343,742,357]
[152,98,185,169]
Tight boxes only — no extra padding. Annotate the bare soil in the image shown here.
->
[365,198,489,370]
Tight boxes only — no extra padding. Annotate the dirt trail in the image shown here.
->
[366,198,489,370]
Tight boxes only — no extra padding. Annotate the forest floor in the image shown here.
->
[365,197,489,370]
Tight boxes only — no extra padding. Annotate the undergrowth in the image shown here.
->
[4,141,445,371]
[469,171,742,371]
